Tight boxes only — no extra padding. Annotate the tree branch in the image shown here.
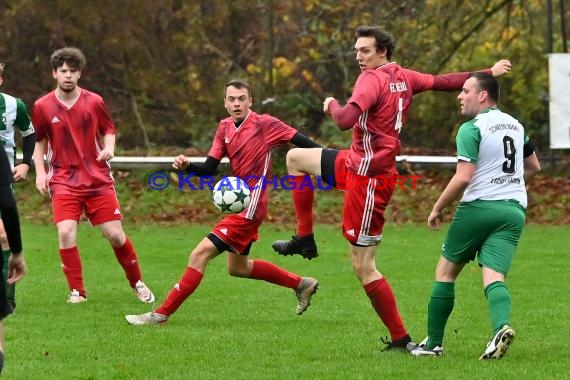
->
[437,0,515,72]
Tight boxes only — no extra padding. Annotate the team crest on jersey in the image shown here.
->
[224,137,230,144]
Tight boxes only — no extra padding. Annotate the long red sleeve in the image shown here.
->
[329,101,362,130]
[431,68,493,91]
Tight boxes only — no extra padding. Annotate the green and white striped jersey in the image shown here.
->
[0,92,35,168]
[456,107,529,208]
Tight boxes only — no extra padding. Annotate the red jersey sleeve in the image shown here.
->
[31,99,49,141]
[329,101,362,130]
[406,68,494,94]
[94,97,116,136]
[260,115,297,147]
[208,123,228,160]
[346,71,383,112]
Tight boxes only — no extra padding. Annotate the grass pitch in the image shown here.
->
[5,223,567,379]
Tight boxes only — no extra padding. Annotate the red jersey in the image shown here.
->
[32,89,116,195]
[346,62,484,176]
[208,111,297,221]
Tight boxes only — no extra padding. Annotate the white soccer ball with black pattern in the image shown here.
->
[212,176,251,213]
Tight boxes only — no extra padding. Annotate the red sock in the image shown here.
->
[59,247,85,297]
[155,267,203,317]
[112,237,142,288]
[364,277,408,340]
[249,260,301,289]
[291,175,314,237]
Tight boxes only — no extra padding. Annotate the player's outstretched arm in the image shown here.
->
[173,155,220,176]
[172,154,190,170]
[290,132,322,148]
[490,59,512,77]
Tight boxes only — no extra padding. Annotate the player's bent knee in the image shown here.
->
[286,148,321,175]
[285,149,302,171]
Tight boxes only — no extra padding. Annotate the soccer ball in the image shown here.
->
[212,176,251,213]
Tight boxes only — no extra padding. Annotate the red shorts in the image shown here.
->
[51,192,123,225]
[210,214,261,254]
[334,151,396,246]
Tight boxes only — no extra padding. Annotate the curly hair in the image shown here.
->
[50,47,86,71]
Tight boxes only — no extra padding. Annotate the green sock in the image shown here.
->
[484,281,511,334]
[427,281,455,348]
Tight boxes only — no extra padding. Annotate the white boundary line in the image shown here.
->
[21,154,457,169]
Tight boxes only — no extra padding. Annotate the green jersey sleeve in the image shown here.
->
[456,120,481,164]
[15,98,34,136]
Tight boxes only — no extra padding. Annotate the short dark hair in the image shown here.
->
[224,79,251,98]
[355,25,395,60]
[470,72,499,103]
[50,47,86,71]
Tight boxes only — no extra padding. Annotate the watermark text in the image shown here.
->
[147,172,422,191]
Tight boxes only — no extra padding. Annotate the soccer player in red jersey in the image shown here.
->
[125,79,321,325]
[272,25,513,350]
[32,47,155,304]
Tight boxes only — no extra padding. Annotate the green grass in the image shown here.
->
[4,223,567,379]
